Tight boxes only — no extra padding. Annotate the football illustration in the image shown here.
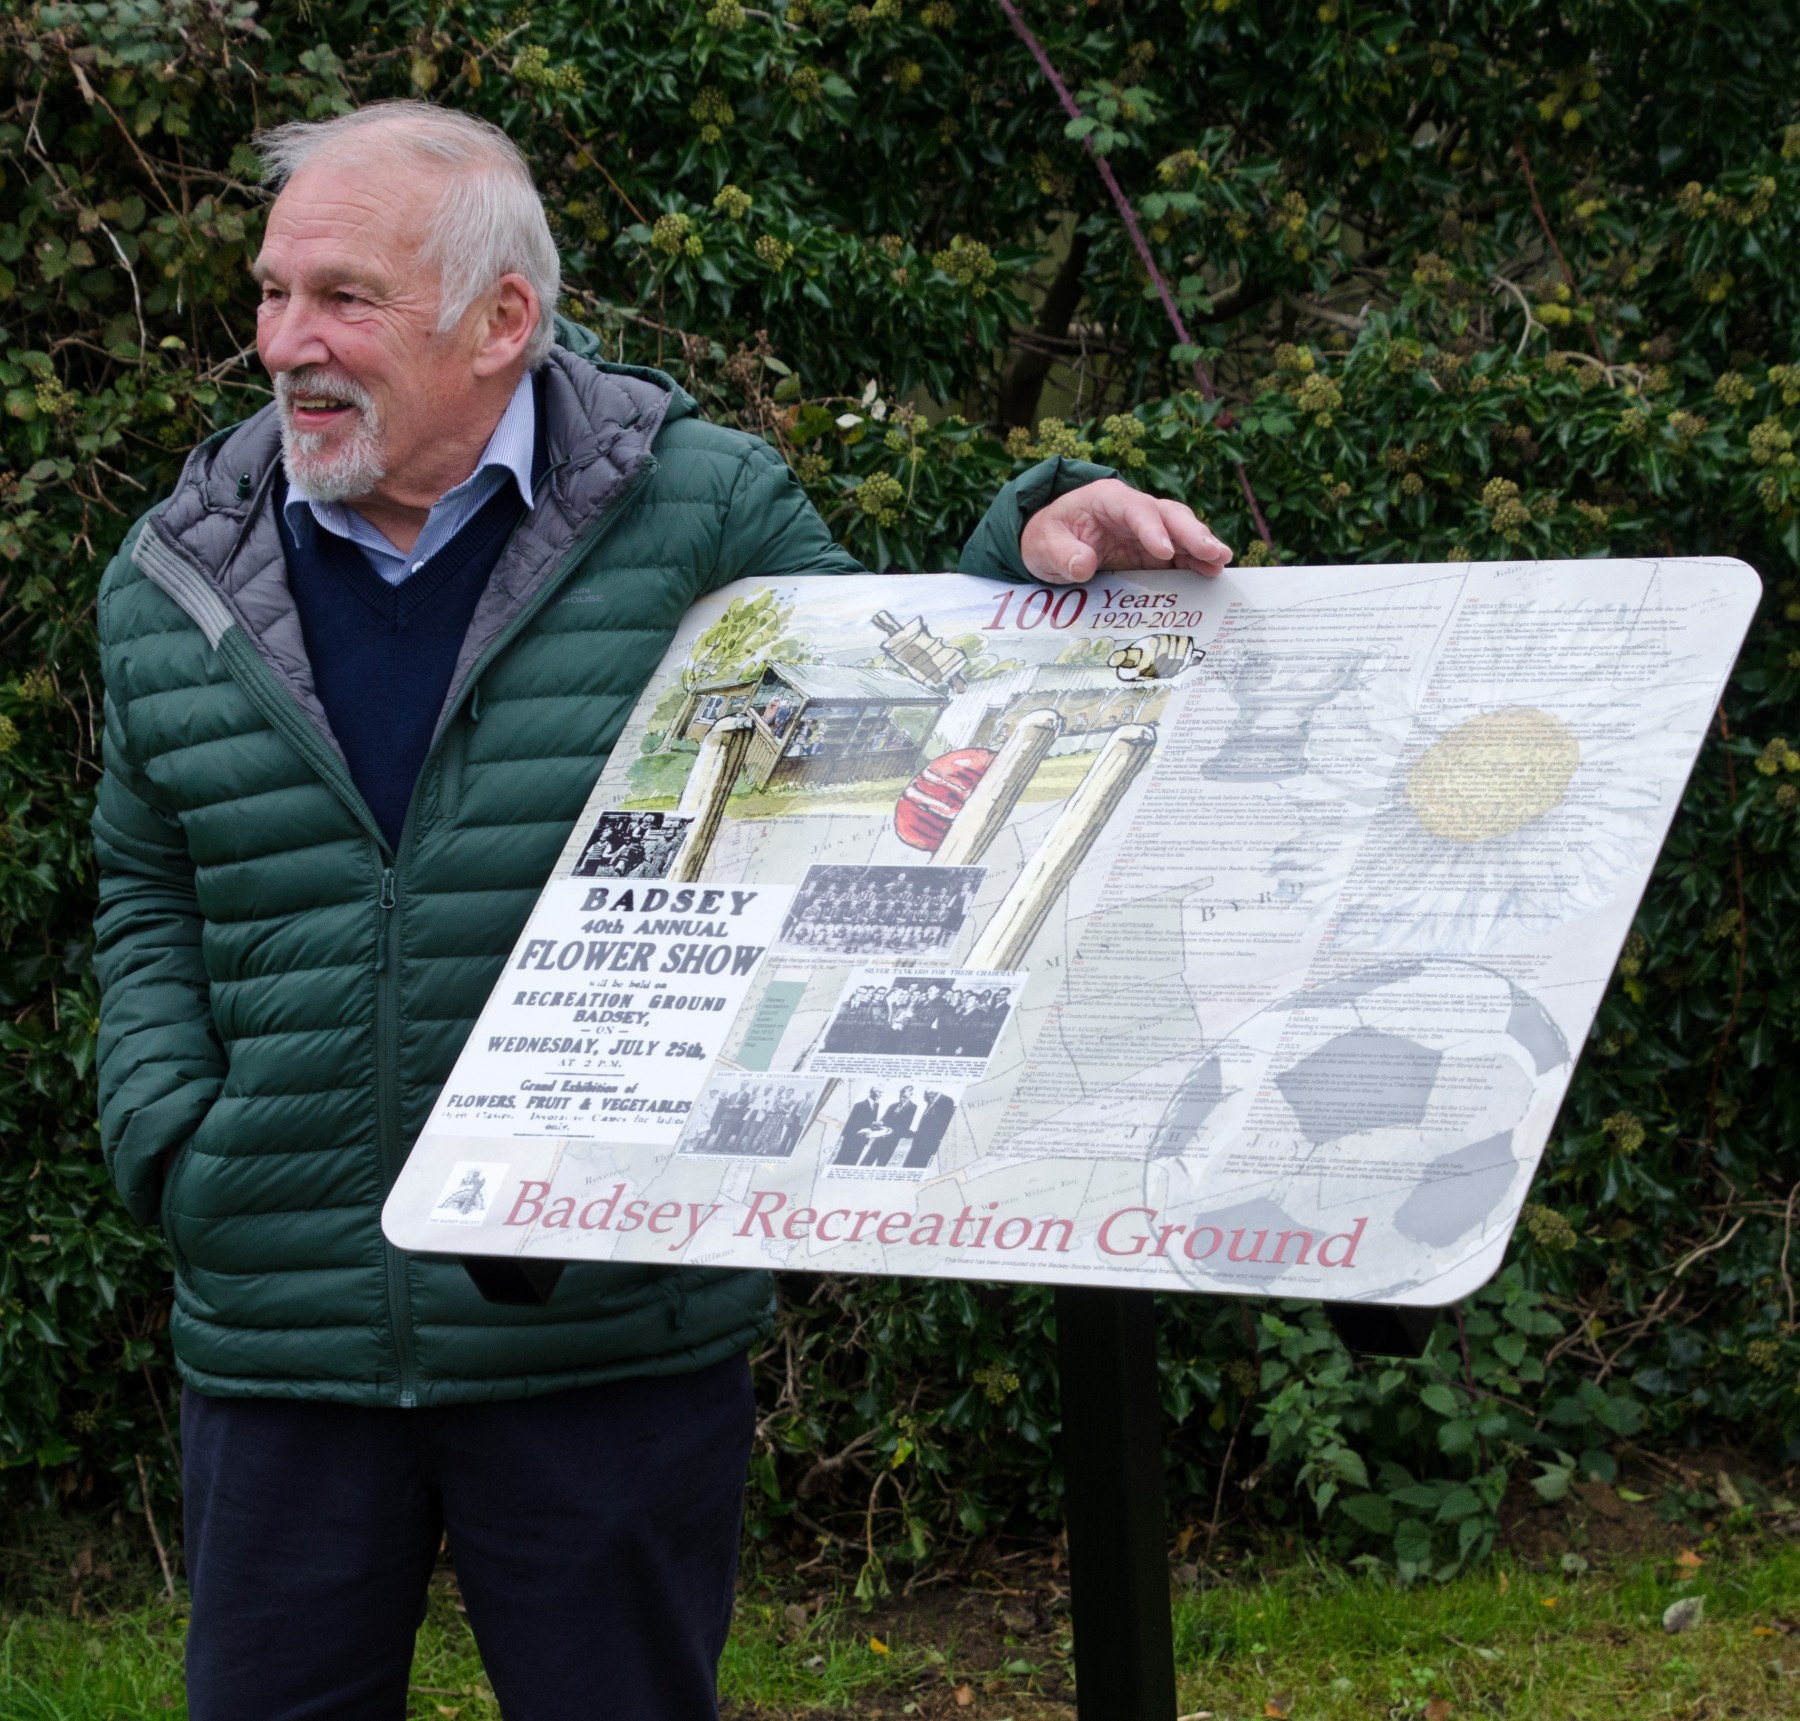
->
[894,748,995,851]
[1139,957,1572,1295]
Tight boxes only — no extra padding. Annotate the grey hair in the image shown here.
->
[255,101,561,367]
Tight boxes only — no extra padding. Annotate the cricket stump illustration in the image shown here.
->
[667,715,754,882]
[870,609,971,692]
[932,710,1064,867]
[967,724,1157,972]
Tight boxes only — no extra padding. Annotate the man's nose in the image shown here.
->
[257,296,334,377]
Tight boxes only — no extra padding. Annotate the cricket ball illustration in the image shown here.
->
[894,748,995,851]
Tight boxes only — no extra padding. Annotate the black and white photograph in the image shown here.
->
[776,863,984,957]
[426,1160,510,1227]
[570,809,692,879]
[809,968,1025,1078]
[828,1081,960,1172]
[678,1073,829,1160]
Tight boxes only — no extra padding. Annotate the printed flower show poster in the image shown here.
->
[385,558,1759,1307]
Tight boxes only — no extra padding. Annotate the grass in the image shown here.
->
[0,1607,185,1720]
[1166,1541,1800,1720]
[1,1540,1795,1719]
[0,1580,924,1720]
[616,744,1102,821]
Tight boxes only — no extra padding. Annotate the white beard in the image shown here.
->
[275,370,387,502]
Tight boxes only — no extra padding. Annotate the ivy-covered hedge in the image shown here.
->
[2,0,1796,1581]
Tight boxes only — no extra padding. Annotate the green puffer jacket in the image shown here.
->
[93,322,1112,1406]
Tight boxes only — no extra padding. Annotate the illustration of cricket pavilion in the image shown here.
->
[673,662,947,791]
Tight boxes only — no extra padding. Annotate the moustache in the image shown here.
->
[275,370,375,414]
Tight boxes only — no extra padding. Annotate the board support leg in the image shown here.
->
[460,1255,565,1305]
[1055,1285,1178,1721]
[1323,1300,1438,1359]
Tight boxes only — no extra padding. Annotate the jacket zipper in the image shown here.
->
[143,451,661,1408]
[377,868,396,970]
[375,457,660,1404]
[374,865,411,1401]
[211,628,428,1401]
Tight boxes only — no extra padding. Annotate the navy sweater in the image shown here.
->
[278,431,543,851]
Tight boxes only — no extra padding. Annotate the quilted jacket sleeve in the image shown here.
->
[958,455,1119,582]
[707,438,868,588]
[707,439,1117,587]
[92,648,225,1228]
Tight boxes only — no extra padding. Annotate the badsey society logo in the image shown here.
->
[429,1161,511,1226]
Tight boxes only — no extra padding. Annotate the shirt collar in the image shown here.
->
[281,369,538,538]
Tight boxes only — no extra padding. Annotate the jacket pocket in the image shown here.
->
[432,716,468,825]
[158,1144,193,1277]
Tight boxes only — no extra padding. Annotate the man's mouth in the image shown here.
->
[288,398,358,425]
[276,369,373,434]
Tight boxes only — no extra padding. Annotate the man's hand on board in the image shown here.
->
[1020,477,1233,585]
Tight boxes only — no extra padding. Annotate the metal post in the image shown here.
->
[1055,1285,1178,1721]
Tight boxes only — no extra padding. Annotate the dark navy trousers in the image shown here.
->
[180,1354,754,1721]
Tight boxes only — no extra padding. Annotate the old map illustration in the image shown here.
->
[386,558,1759,1306]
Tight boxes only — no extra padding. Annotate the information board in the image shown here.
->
[384,557,1759,1305]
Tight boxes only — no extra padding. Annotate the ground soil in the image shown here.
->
[725,1541,1081,1720]
[1495,1443,1798,1565]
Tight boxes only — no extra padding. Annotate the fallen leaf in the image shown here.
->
[1425,1701,1453,1721]
[1675,1549,1705,1569]
[1754,1626,1777,1638]
[783,1602,808,1630]
[1540,1596,1559,1609]
[1264,1695,1294,1718]
[870,1635,890,1655]
[1663,1596,1705,1635]
[1716,1471,1745,1510]
[953,1685,974,1709]
[1497,1569,1510,1595]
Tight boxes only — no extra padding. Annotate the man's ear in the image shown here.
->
[472,273,539,377]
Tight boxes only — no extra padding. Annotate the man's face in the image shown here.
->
[253,154,482,503]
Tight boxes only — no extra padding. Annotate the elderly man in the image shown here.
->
[93,101,1230,1720]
